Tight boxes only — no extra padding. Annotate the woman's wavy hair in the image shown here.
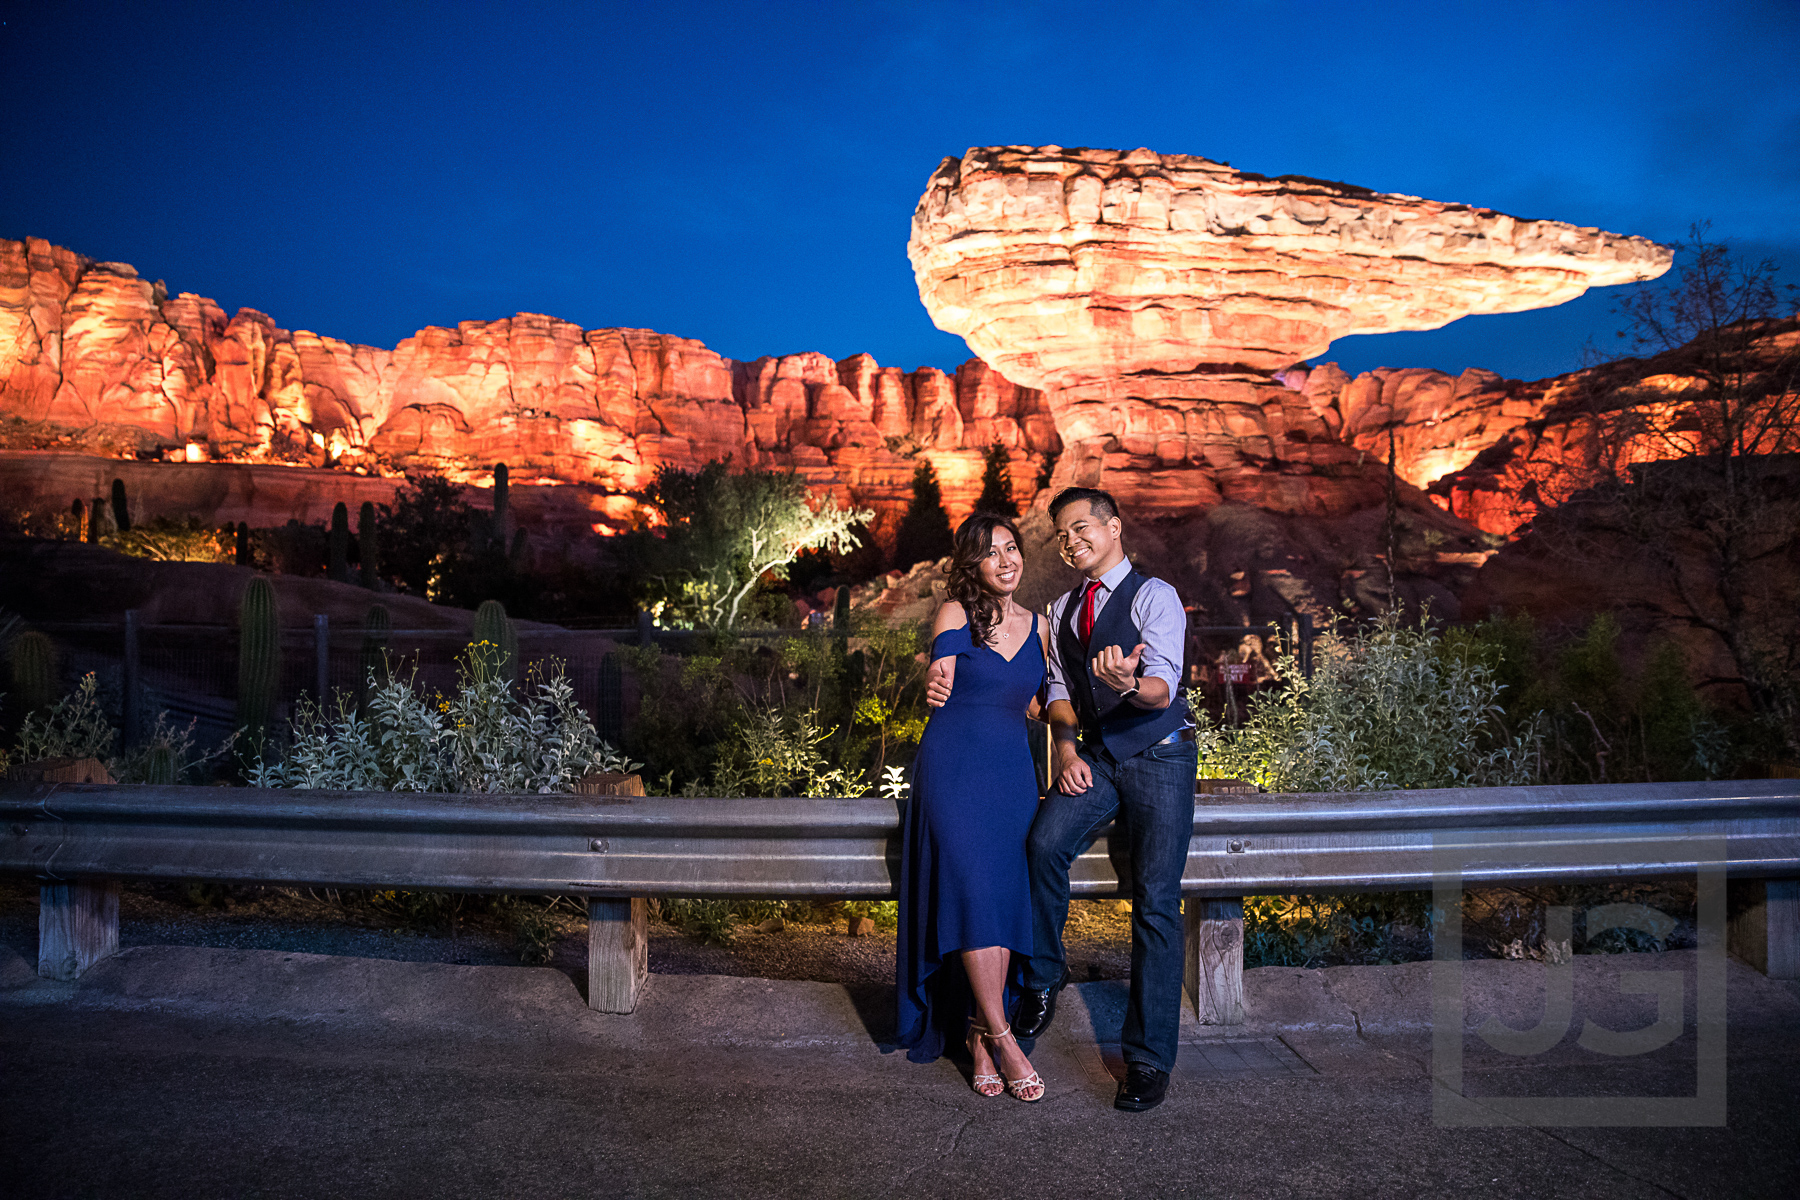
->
[945,512,1024,646]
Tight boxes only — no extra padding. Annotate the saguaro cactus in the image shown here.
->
[69,498,85,540]
[357,603,391,709]
[110,478,131,532]
[492,462,510,545]
[88,496,104,542]
[328,502,351,583]
[472,599,519,684]
[358,501,379,588]
[9,630,60,716]
[237,577,281,744]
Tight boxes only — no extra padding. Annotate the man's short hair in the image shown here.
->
[1049,486,1120,524]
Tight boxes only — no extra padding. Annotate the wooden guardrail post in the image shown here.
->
[39,879,121,981]
[1188,779,1255,1023]
[1728,879,1799,979]
[578,770,650,1013]
[1185,897,1246,1024]
[588,897,649,1013]
[7,757,122,980]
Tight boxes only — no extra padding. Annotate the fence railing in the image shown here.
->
[4,778,1794,1019]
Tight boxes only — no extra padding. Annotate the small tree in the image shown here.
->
[634,460,872,628]
[1526,225,1800,754]
[377,475,474,600]
[893,460,954,569]
[974,442,1020,517]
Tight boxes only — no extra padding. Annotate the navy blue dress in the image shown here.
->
[895,615,1046,1064]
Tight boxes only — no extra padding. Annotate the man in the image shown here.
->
[927,486,1194,1111]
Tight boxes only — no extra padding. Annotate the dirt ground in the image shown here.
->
[1,878,1692,988]
[0,880,1138,992]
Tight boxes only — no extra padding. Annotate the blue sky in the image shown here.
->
[4,0,1796,383]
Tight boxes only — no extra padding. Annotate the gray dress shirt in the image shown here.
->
[1044,557,1186,707]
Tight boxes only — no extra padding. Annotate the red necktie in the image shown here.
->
[1078,579,1102,645]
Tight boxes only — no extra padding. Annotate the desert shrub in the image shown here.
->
[625,611,930,796]
[711,706,866,798]
[1243,893,1434,968]
[1196,610,1538,792]
[15,673,116,764]
[249,642,638,793]
[1447,612,1739,782]
[102,516,234,562]
[112,712,235,785]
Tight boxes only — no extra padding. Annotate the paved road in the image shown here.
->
[3,946,1797,1198]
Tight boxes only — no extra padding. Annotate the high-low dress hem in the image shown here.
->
[894,617,1045,1065]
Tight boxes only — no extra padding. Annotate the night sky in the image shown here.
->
[5,0,1796,384]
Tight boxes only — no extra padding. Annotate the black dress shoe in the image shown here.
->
[1114,1063,1170,1112]
[1012,967,1071,1039]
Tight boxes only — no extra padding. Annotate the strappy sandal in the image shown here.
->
[982,1022,1045,1102]
[966,1021,1004,1097]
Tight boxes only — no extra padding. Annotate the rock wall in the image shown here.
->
[0,237,1058,545]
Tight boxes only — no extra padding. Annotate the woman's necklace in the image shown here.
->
[994,605,1018,641]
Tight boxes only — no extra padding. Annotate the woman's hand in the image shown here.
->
[925,657,955,707]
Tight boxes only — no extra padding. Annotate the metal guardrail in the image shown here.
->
[4,779,1796,898]
[6,778,1796,1014]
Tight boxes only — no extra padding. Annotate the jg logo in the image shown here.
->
[1431,832,1727,1127]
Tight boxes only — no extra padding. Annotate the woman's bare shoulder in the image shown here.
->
[932,600,969,637]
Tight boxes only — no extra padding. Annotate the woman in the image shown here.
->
[894,512,1049,1101]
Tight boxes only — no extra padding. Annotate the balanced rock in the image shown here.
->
[908,145,1672,515]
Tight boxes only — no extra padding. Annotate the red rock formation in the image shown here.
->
[0,237,1059,546]
[908,145,1672,518]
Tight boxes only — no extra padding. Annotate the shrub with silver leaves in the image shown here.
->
[250,642,638,794]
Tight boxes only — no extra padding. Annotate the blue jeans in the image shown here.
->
[1025,738,1197,1072]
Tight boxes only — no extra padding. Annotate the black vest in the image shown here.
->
[1057,570,1188,761]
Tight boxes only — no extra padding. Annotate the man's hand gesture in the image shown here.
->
[1091,642,1146,696]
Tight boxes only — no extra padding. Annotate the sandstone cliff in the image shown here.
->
[0,237,1057,544]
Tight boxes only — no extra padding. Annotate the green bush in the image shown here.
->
[1446,612,1738,783]
[624,612,930,797]
[1196,610,1538,792]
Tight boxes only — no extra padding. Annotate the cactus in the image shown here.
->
[9,630,59,716]
[143,744,177,785]
[69,498,84,540]
[492,462,510,545]
[110,478,131,532]
[235,521,251,566]
[237,576,281,745]
[472,599,518,684]
[508,527,529,572]
[358,501,379,588]
[328,502,351,582]
[356,603,391,709]
[88,496,103,542]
